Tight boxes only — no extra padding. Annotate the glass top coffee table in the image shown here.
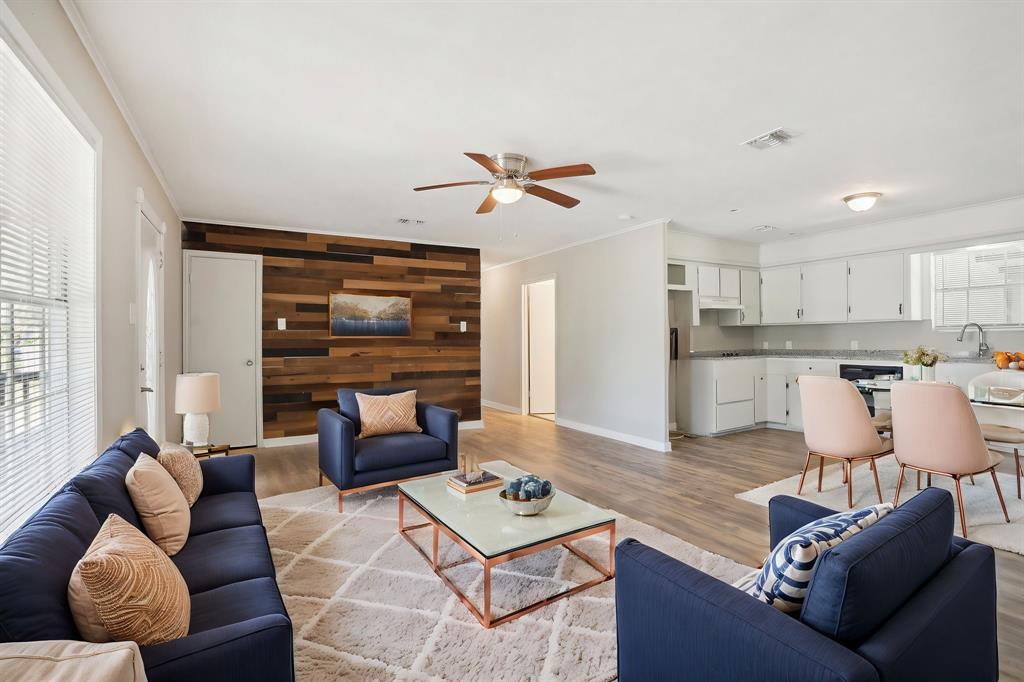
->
[397,474,616,628]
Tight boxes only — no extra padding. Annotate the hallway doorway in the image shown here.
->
[524,279,556,420]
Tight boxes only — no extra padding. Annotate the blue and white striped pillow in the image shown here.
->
[737,503,893,613]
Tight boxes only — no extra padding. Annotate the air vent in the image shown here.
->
[396,218,426,225]
[741,127,792,150]
[752,224,777,233]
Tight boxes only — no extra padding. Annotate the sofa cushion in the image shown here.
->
[354,432,446,473]
[0,640,146,682]
[189,492,262,537]
[337,386,412,433]
[0,488,99,642]
[70,449,144,531]
[172,525,275,594]
[125,454,190,556]
[111,428,161,461]
[188,577,288,635]
[800,487,955,644]
[157,445,203,507]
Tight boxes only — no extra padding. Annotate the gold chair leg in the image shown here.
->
[797,452,813,495]
[893,464,907,506]
[991,468,1010,523]
[953,476,968,538]
[817,456,824,492]
[846,460,854,509]
[870,459,883,504]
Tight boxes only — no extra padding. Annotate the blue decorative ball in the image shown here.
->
[505,474,553,501]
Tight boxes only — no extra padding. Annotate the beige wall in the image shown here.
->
[481,223,669,449]
[8,0,182,444]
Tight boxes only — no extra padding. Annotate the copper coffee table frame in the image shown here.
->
[397,491,616,629]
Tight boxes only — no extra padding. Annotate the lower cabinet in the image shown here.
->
[756,374,788,423]
[716,400,755,432]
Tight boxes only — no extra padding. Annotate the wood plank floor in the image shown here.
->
[249,408,1023,681]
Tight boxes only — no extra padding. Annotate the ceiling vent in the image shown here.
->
[752,224,777,233]
[396,218,425,225]
[741,128,792,150]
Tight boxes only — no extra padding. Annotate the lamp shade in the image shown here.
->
[175,372,221,414]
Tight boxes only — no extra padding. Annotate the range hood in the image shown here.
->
[698,297,744,310]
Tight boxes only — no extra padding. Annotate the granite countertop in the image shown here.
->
[688,349,995,364]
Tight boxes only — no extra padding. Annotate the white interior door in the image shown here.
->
[184,251,261,447]
[527,280,556,415]
[136,205,164,441]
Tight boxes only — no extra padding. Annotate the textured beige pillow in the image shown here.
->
[355,390,422,438]
[125,453,190,555]
[0,640,147,682]
[157,444,203,506]
[68,514,190,646]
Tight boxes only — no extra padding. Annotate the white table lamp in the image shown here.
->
[175,372,221,445]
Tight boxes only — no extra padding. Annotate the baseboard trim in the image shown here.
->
[458,420,484,431]
[554,417,672,452]
[262,434,317,448]
[481,400,522,414]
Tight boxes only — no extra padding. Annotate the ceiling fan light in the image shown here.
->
[843,192,882,212]
[491,178,524,204]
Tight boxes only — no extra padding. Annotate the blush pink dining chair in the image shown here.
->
[797,375,894,508]
[891,382,1011,538]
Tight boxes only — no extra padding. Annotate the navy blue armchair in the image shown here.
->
[318,387,458,511]
[615,488,998,682]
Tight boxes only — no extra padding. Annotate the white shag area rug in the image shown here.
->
[736,456,1024,555]
[259,485,752,682]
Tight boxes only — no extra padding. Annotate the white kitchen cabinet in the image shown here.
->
[760,267,801,324]
[716,374,754,404]
[847,253,904,322]
[719,267,740,298]
[763,374,788,423]
[716,401,755,432]
[698,266,720,297]
[800,260,847,323]
[720,269,761,326]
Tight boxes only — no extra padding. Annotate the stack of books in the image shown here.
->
[447,470,503,495]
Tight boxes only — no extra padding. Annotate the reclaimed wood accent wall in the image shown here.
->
[182,222,481,438]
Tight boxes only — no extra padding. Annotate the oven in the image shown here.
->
[839,364,903,416]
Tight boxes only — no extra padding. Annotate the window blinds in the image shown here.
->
[933,241,1024,329]
[0,35,97,541]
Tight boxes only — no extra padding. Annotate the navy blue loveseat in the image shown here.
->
[615,488,998,682]
[0,429,293,682]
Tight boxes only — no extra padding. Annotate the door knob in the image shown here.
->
[246,360,254,366]
[140,386,154,393]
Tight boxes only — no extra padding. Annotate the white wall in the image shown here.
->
[482,222,669,450]
[8,0,182,444]
[526,279,556,414]
[667,229,759,266]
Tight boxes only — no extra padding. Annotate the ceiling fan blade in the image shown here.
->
[414,180,490,191]
[476,192,497,214]
[527,163,596,181]
[465,152,506,175]
[525,184,580,208]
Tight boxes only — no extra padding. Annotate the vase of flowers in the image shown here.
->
[902,346,947,382]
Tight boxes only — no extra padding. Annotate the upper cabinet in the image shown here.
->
[760,267,801,324]
[800,260,847,323]
[721,269,761,326]
[847,253,905,322]
[697,265,720,297]
[719,267,740,299]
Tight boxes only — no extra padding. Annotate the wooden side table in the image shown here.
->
[189,443,231,459]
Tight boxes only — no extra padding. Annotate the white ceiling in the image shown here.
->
[73,1,1024,267]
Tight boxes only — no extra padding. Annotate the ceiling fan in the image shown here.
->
[414,153,596,214]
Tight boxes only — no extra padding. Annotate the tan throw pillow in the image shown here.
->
[157,443,203,506]
[68,514,190,646]
[0,640,147,682]
[125,453,190,555]
[355,390,422,438]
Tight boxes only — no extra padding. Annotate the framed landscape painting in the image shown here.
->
[329,292,412,337]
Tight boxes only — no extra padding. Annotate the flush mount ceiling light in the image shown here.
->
[843,192,882,212]
[490,177,524,204]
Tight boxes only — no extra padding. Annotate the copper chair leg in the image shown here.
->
[817,456,824,492]
[846,460,854,509]
[991,468,1011,523]
[337,491,344,513]
[797,452,813,495]
[870,459,883,504]
[969,474,975,485]
[953,476,968,538]
[1016,448,1021,500]
[893,464,907,507]
[319,471,324,487]
[927,472,932,487]
[916,470,921,491]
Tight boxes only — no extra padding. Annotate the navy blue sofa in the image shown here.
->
[318,387,458,510]
[615,488,997,682]
[0,429,293,682]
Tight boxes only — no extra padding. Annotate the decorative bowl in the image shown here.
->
[498,489,555,516]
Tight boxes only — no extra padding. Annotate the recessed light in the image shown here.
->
[617,214,634,221]
[752,225,776,233]
[843,192,882,212]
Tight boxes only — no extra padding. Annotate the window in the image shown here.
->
[933,240,1024,329]
[0,30,98,540]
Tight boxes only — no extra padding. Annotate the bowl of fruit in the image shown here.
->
[499,474,555,516]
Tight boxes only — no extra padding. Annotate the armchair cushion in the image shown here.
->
[354,433,447,473]
[800,488,955,644]
[337,387,412,433]
[354,389,422,438]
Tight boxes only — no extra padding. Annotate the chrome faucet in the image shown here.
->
[956,322,990,358]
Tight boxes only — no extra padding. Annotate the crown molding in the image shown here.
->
[60,0,182,219]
